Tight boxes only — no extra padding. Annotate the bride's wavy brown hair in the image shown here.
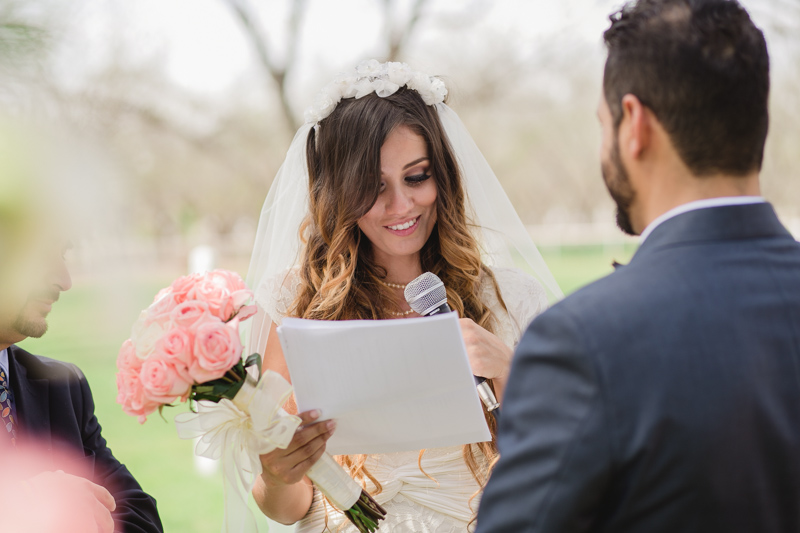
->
[291,86,506,504]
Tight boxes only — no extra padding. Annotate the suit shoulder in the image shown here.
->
[547,267,634,315]
[10,346,85,382]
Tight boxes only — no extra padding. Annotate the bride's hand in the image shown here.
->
[459,318,513,381]
[258,410,335,487]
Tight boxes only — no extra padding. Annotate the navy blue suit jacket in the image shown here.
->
[477,203,800,532]
[7,345,163,533]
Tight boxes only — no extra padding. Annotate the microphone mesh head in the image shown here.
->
[404,272,447,315]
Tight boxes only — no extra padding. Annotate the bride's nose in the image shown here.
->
[384,186,413,215]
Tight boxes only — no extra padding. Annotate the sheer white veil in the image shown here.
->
[245,70,562,356]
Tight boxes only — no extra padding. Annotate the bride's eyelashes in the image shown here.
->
[405,172,432,185]
[378,172,432,192]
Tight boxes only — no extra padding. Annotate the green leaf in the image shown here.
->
[244,353,262,377]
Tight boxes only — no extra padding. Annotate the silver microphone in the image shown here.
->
[404,272,500,413]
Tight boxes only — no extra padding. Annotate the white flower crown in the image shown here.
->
[304,59,448,124]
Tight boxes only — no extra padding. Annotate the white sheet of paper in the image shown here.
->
[277,313,491,455]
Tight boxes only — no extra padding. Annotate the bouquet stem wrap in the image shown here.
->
[175,369,302,533]
[275,408,361,510]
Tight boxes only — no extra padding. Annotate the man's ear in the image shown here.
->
[619,94,651,160]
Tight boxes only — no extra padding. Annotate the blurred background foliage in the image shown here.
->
[3,0,799,530]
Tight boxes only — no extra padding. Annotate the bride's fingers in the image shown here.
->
[286,420,335,461]
[286,419,335,455]
[292,436,330,475]
[258,418,335,484]
[296,409,322,426]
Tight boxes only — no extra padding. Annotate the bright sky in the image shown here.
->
[53,0,785,111]
[60,0,618,97]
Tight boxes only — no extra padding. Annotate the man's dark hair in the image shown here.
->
[603,0,769,176]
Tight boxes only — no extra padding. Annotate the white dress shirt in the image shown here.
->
[639,196,765,243]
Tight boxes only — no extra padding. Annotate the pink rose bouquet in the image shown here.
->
[115,269,386,533]
[116,270,258,422]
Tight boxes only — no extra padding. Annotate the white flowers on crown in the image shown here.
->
[304,59,448,124]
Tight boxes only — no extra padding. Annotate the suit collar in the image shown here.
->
[7,345,52,450]
[631,202,792,264]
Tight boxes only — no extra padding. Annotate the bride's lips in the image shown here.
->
[385,216,420,236]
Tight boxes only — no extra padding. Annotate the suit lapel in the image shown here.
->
[8,346,52,452]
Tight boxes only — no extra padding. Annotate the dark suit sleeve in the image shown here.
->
[476,305,612,533]
[75,370,164,533]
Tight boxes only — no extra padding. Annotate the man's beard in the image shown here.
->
[602,139,637,236]
[12,312,48,338]
[11,289,58,339]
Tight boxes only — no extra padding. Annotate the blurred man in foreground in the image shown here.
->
[0,127,163,533]
[477,1,800,531]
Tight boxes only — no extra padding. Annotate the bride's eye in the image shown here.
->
[406,173,432,185]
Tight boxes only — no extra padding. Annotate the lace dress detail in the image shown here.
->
[258,267,547,532]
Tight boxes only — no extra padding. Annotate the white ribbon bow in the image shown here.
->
[175,368,302,533]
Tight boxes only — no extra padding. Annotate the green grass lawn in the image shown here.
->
[17,243,636,532]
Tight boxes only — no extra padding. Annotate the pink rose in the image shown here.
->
[130,312,169,360]
[211,269,247,292]
[153,327,194,377]
[149,289,182,318]
[169,273,203,304]
[188,279,234,321]
[170,300,213,330]
[153,286,171,303]
[116,339,141,372]
[185,270,254,322]
[116,367,159,424]
[212,270,253,315]
[189,320,243,383]
[139,357,192,404]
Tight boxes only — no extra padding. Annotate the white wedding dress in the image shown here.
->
[260,267,547,533]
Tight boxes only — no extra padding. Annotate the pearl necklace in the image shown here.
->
[377,279,413,315]
[378,279,408,290]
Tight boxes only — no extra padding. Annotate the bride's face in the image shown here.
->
[357,125,438,270]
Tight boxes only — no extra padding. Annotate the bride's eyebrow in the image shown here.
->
[403,157,429,170]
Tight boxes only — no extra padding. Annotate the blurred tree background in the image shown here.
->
[3,1,799,530]
[3,0,798,270]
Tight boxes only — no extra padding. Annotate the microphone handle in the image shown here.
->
[475,376,500,412]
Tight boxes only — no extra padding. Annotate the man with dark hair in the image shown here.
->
[476,1,800,532]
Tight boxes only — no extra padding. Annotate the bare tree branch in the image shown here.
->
[224,0,307,134]
[381,0,429,62]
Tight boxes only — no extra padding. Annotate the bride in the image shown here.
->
[247,60,562,532]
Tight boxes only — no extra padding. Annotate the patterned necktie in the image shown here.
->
[0,368,17,447]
